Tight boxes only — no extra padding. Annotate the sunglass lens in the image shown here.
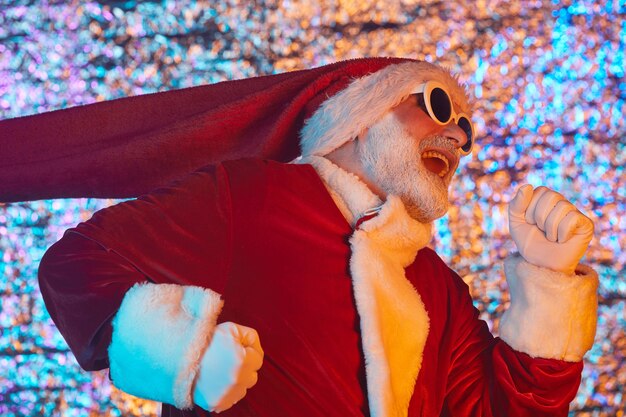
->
[429,87,452,123]
[458,116,473,153]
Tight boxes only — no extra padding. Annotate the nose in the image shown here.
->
[441,122,468,150]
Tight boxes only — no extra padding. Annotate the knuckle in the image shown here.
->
[559,199,572,208]
[234,347,247,364]
[519,184,533,193]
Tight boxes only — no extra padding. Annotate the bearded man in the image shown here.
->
[1,58,597,417]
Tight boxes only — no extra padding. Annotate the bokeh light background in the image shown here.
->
[1,0,624,416]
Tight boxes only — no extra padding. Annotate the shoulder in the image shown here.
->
[412,247,454,275]
[219,158,329,202]
[218,158,344,225]
[220,158,318,184]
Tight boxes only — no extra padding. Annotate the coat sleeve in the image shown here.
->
[38,163,234,408]
[442,266,588,417]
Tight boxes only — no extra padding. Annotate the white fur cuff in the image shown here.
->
[109,283,223,409]
[500,254,598,362]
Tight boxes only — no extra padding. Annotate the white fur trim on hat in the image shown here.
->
[300,61,471,157]
[500,254,598,362]
[108,283,223,409]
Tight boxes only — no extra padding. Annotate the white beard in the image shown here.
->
[358,113,458,223]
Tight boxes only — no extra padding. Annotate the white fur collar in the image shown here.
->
[299,155,382,226]
[299,156,432,417]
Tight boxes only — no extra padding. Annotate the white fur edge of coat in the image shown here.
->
[299,155,382,225]
[305,156,433,417]
[350,196,432,417]
[500,254,598,362]
[108,282,223,409]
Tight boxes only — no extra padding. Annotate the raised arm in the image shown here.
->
[444,184,598,416]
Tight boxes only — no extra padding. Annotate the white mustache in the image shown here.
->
[418,135,460,156]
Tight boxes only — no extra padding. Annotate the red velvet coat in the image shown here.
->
[38,159,583,417]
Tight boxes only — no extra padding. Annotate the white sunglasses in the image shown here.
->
[411,81,475,155]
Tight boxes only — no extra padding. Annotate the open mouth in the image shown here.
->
[421,150,450,178]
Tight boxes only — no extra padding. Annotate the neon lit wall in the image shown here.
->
[1,1,624,415]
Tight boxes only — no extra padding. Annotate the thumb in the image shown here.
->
[224,322,262,352]
[509,184,533,221]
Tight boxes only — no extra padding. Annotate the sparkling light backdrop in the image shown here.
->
[0,1,624,416]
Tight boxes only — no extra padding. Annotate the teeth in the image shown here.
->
[422,150,450,177]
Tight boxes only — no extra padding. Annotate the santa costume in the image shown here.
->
[0,58,598,417]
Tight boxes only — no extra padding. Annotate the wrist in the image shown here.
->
[109,283,223,409]
[500,254,598,361]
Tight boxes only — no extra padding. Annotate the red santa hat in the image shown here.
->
[0,57,470,202]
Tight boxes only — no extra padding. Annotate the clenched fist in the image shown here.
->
[509,185,594,275]
[193,322,264,413]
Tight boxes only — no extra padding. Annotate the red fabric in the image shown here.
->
[0,57,409,202]
[355,212,379,229]
[38,160,583,416]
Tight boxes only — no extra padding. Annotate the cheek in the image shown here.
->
[409,120,441,140]
[393,104,442,139]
